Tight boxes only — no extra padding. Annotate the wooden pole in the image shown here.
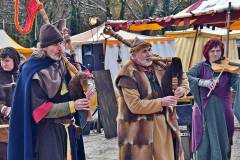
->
[226,2,231,58]
[92,70,118,138]
[35,0,50,24]
[207,2,231,97]
[188,28,199,69]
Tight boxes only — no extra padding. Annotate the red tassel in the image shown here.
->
[14,0,43,34]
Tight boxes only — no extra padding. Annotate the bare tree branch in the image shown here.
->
[132,0,143,8]
[119,0,126,19]
[171,3,182,14]
[77,0,107,12]
[105,0,112,19]
[148,0,159,17]
[126,1,140,19]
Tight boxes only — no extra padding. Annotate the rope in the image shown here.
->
[14,0,43,34]
[64,124,72,160]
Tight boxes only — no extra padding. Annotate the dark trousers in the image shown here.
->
[0,142,7,160]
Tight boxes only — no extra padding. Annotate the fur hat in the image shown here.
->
[130,37,152,54]
[39,24,63,48]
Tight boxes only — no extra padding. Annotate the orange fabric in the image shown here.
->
[230,20,240,30]
[128,23,163,31]
[14,0,43,34]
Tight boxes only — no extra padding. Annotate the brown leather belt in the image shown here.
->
[52,118,73,124]
[42,118,83,138]
[52,118,83,138]
[41,118,73,125]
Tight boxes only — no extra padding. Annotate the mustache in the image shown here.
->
[146,56,172,63]
[58,50,65,55]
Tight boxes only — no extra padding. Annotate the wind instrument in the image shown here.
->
[53,19,82,71]
[37,1,92,128]
[104,25,194,104]
[103,25,173,68]
[103,25,132,47]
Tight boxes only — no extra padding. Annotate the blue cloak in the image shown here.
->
[8,56,55,160]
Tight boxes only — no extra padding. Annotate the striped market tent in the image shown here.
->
[165,27,240,71]
[71,24,176,82]
[107,0,240,32]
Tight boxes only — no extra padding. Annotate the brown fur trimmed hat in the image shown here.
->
[39,24,63,48]
[130,37,152,54]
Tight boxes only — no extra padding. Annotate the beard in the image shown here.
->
[137,60,153,67]
[131,56,153,67]
[48,53,62,61]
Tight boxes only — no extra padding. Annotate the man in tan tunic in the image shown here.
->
[115,37,190,160]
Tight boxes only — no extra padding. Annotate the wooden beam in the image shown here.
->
[93,70,118,138]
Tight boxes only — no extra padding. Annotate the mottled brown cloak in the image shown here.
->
[115,60,186,160]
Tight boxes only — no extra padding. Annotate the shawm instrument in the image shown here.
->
[103,25,191,103]
[14,0,92,128]
[104,25,193,139]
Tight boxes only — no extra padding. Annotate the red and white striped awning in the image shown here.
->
[108,0,240,31]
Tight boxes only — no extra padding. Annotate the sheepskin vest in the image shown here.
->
[115,60,181,160]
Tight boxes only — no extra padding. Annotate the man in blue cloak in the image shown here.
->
[8,24,89,160]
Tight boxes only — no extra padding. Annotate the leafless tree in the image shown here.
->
[0,0,194,46]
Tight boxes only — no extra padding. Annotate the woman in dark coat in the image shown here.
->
[0,47,20,160]
[188,39,240,160]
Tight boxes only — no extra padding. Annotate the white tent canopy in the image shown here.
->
[71,24,176,81]
[174,0,240,18]
[71,24,167,44]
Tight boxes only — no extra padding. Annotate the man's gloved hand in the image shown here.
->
[198,79,217,90]
[1,105,11,117]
